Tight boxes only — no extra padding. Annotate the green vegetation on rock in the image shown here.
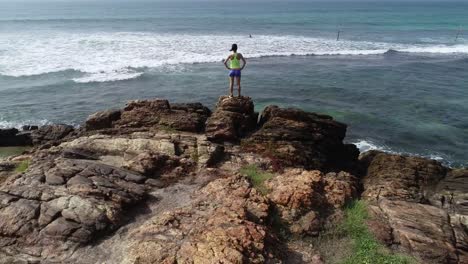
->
[315,200,415,264]
[15,160,30,173]
[240,164,273,195]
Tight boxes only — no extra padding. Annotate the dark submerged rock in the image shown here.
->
[21,125,39,131]
[0,128,32,146]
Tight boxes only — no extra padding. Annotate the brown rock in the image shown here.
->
[124,152,169,176]
[267,169,324,223]
[60,132,220,172]
[323,171,359,209]
[430,169,468,262]
[205,96,258,142]
[360,151,448,202]
[430,168,468,214]
[290,211,322,236]
[377,199,458,263]
[266,169,358,235]
[114,99,211,133]
[84,109,121,131]
[124,175,277,264]
[30,124,74,146]
[366,204,393,246]
[0,155,148,260]
[242,105,359,171]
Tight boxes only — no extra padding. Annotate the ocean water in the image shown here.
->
[0,0,467,167]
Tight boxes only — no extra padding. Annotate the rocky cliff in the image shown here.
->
[0,96,466,264]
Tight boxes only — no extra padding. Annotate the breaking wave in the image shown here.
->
[0,32,467,83]
[0,119,51,129]
[353,139,451,167]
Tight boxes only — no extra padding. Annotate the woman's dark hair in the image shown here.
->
[230,44,238,51]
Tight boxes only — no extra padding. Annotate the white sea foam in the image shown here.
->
[353,139,392,153]
[72,68,144,83]
[0,119,51,129]
[353,139,452,166]
[0,32,467,83]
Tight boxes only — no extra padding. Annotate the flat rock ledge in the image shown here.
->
[0,96,467,264]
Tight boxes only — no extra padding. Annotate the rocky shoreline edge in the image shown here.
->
[0,96,466,263]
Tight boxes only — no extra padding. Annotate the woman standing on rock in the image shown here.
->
[224,44,246,97]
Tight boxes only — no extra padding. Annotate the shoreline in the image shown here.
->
[0,97,462,168]
[2,54,467,168]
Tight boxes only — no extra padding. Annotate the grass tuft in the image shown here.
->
[15,160,30,173]
[240,164,274,195]
[314,200,416,264]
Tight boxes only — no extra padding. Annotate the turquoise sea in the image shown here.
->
[0,0,467,167]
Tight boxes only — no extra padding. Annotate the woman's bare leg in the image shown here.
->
[229,77,234,96]
[236,76,241,97]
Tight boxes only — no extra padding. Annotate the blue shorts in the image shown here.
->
[229,69,241,77]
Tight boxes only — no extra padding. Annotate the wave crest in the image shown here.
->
[353,139,451,167]
[0,32,467,83]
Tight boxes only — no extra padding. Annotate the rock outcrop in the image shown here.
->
[430,169,468,263]
[85,109,122,131]
[360,150,447,202]
[242,105,359,172]
[0,155,147,261]
[1,97,467,263]
[29,124,75,146]
[115,99,211,133]
[361,151,468,264]
[266,169,358,236]
[122,175,276,264]
[205,96,258,142]
[83,99,211,134]
[376,199,457,263]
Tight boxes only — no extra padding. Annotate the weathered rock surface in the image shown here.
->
[0,155,147,261]
[266,169,358,236]
[60,131,223,171]
[2,96,468,264]
[361,151,468,263]
[242,105,359,172]
[205,96,258,142]
[1,125,75,148]
[113,99,211,133]
[30,124,75,146]
[430,168,468,214]
[85,109,122,131]
[370,199,458,263]
[360,150,447,202]
[430,169,468,263]
[122,175,276,264]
